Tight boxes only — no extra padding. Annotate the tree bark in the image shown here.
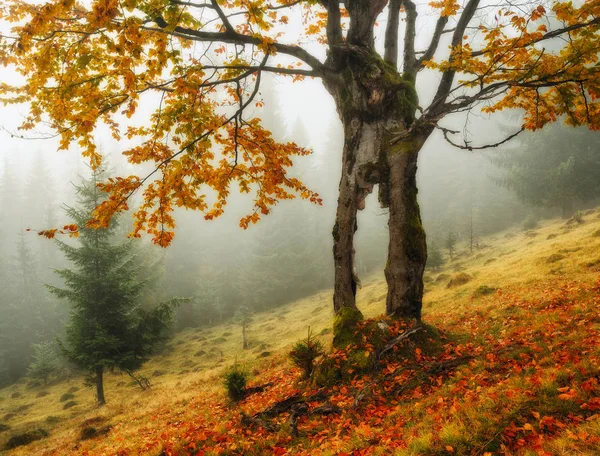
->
[324,40,426,323]
[384,138,427,321]
[332,119,382,313]
[95,365,106,406]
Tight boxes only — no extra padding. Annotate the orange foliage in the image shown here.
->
[0,0,598,243]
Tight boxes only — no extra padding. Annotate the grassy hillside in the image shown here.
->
[1,209,600,455]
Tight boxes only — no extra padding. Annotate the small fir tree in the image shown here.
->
[426,242,445,271]
[27,342,59,385]
[47,168,176,405]
[445,231,457,261]
[233,305,252,350]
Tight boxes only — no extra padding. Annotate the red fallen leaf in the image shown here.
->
[581,397,600,410]
[272,447,287,455]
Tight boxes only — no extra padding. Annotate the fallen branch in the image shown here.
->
[256,394,305,418]
[240,412,276,432]
[378,326,422,359]
[243,382,274,397]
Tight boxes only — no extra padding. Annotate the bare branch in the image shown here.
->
[210,0,235,33]
[417,14,449,68]
[384,0,401,67]
[401,0,418,77]
[438,125,525,151]
[322,0,343,47]
[428,0,480,115]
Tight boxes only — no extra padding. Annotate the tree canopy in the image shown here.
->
[1,0,598,245]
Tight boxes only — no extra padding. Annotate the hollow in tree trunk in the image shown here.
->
[324,39,429,341]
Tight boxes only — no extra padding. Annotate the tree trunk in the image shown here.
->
[332,119,382,313]
[384,139,427,321]
[95,365,105,406]
[242,324,248,349]
[323,40,426,328]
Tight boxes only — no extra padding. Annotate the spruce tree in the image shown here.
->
[426,242,445,271]
[47,168,176,405]
[491,125,600,218]
[27,342,59,385]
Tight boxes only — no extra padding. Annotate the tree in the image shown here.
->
[426,242,445,271]
[27,342,59,386]
[491,125,600,218]
[445,231,457,261]
[233,305,252,350]
[47,169,176,405]
[2,0,599,334]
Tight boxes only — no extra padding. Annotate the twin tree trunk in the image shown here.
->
[326,47,429,326]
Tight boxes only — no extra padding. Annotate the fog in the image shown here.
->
[2,0,597,385]
[0,59,542,386]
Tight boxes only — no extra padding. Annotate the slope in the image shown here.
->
[0,209,599,455]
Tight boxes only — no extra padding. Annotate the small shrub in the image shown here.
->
[63,401,77,410]
[547,233,558,240]
[223,363,248,402]
[5,429,49,449]
[592,229,600,237]
[522,214,539,231]
[289,328,325,379]
[10,392,21,399]
[435,273,450,283]
[546,253,565,263]
[45,416,60,424]
[473,285,497,298]
[67,386,80,393]
[0,424,10,432]
[59,393,75,402]
[152,370,166,377]
[36,391,50,398]
[571,210,584,224]
[80,425,111,441]
[447,273,472,288]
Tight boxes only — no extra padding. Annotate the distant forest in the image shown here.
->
[1,80,598,386]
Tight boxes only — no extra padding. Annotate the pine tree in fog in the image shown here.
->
[47,168,176,405]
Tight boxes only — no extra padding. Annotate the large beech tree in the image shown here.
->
[1,0,599,326]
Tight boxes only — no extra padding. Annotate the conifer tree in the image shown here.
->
[27,342,59,386]
[491,125,600,218]
[426,242,445,271]
[48,168,176,405]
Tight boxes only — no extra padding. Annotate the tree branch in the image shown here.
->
[438,125,525,151]
[145,18,326,75]
[470,17,600,57]
[401,0,418,77]
[384,0,401,68]
[417,14,449,68]
[428,0,480,115]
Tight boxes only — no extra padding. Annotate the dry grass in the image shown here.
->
[1,209,600,454]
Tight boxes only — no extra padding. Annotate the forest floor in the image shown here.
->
[1,209,600,455]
